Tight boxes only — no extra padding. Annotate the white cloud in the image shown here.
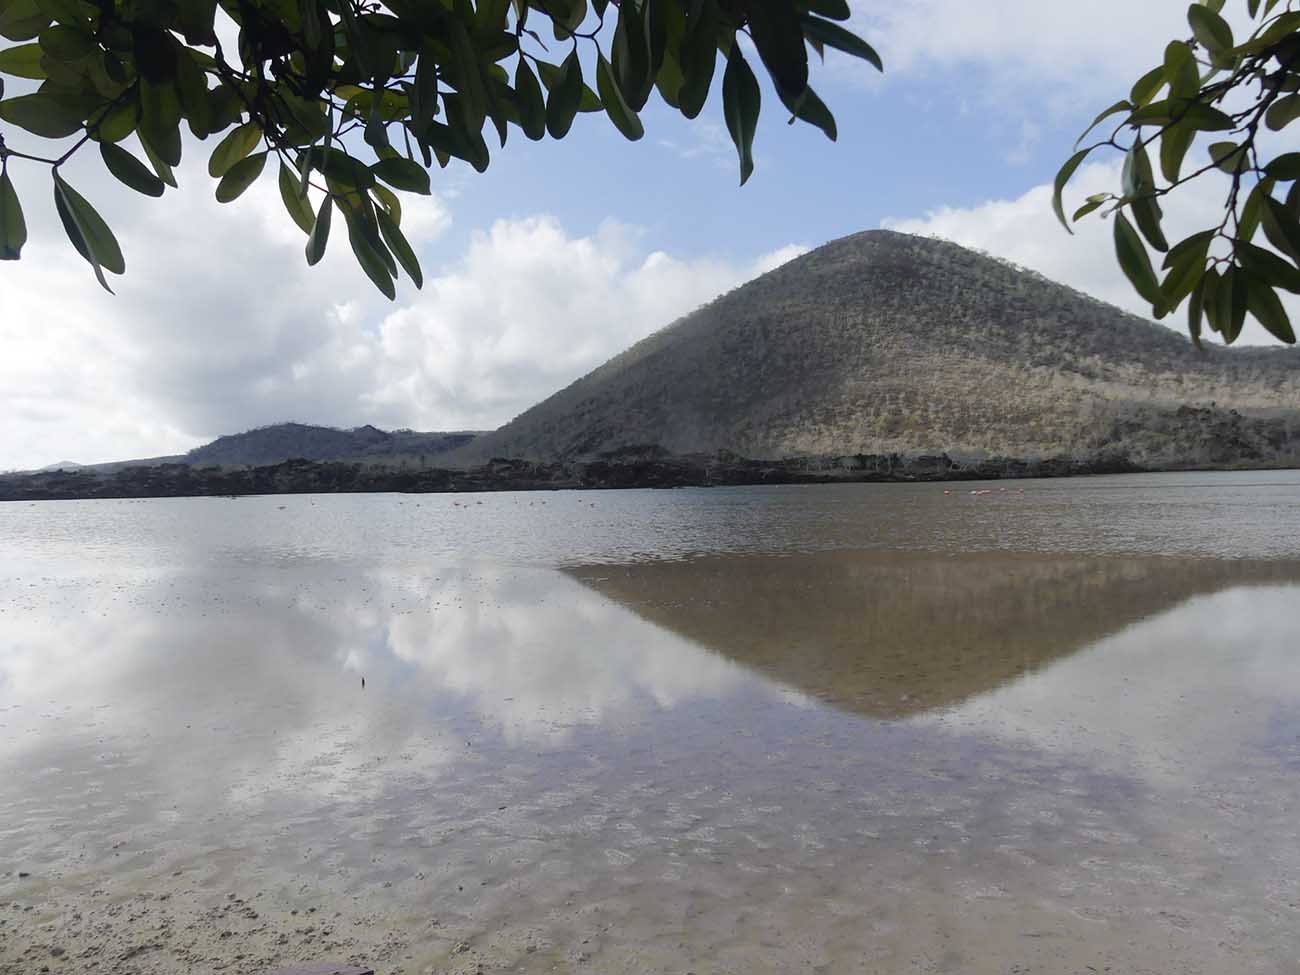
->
[658,121,734,169]
[882,159,1290,347]
[854,2,1189,100]
[848,1,1267,125]
[0,148,802,469]
[367,218,806,431]
[922,585,1300,789]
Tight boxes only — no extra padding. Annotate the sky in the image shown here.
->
[0,1,1284,470]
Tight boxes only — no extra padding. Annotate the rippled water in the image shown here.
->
[1,471,1299,974]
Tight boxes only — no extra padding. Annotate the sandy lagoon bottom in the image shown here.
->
[2,497,1300,973]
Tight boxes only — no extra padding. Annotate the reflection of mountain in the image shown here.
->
[569,552,1300,719]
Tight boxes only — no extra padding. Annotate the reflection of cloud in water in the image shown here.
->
[0,564,754,815]
[922,585,1300,787]
[372,567,747,743]
[4,543,1300,974]
[5,550,1299,854]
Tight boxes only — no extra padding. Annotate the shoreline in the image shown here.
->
[5,451,1296,503]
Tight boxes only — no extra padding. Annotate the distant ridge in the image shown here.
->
[450,230,1300,469]
[181,422,480,467]
[59,423,482,473]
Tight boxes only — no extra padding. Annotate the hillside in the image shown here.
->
[452,230,1300,469]
[181,423,479,468]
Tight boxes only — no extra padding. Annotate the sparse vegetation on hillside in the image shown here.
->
[184,422,478,467]
[453,230,1300,467]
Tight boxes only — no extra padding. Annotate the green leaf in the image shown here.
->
[1072,196,1108,221]
[1266,152,1300,181]
[365,87,390,151]
[1208,140,1244,173]
[0,0,51,42]
[40,0,93,28]
[100,142,165,197]
[475,0,511,34]
[1201,266,1223,335]
[447,17,488,131]
[722,42,760,186]
[1188,4,1233,54]
[372,156,432,194]
[1238,241,1300,293]
[94,99,138,144]
[138,77,182,166]
[611,0,651,111]
[747,1,809,98]
[1130,99,1234,132]
[1156,232,1209,317]
[1215,266,1248,343]
[782,83,836,141]
[1159,121,1194,183]
[677,0,718,119]
[138,135,178,188]
[1161,229,1215,271]
[1261,196,1300,264]
[53,174,123,293]
[536,59,602,111]
[1113,211,1162,306]
[207,121,262,178]
[1265,92,1300,132]
[0,91,83,137]
[312,146,375,189]
[1187,272,1206,348]
[1074,99,1131,149]
[654,43,685,109]
[0,42,46,78]
[514,57,546,140]
[175,0,218,45]
[371,182,402,225]
[1052,146,1093,232]
[1163,40,1199,98]
[278,161,315,235]
[175,49,212,137]
[305,194,332,266]
[1121,141,1155,198]
[798,16,882,72]
[1238,179,1273,243]
[0,168,27,260]
[1246,278,1296,342]
[550,0,588,39]
[376,205,423,288]
[545,49,583,139]
[215,151,266,202]
[1129,65,1165,108]
[38,22,93,61]
[343,210,397,300]
[595,52,643,141]
[1131,196,1169,252]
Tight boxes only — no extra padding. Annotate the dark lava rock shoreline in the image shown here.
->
[0,451,1203,503]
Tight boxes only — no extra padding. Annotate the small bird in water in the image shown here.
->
[361,676,366,689]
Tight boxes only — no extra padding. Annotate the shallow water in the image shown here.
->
[1,471,1299,974]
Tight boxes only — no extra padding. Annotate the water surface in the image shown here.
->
[1,471,1298,974]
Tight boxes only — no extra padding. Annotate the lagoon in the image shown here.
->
[2,472,1299,974]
